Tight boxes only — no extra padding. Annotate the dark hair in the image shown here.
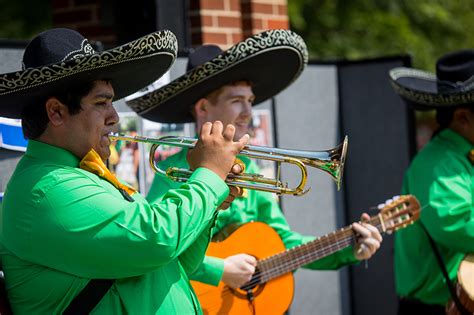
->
[435,107,457,129]
[21,81,97,139]
[432,105,474,138]
[205,80,253,104]
[436,105,474,127]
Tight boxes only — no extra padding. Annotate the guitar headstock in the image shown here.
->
[377,195,420,234]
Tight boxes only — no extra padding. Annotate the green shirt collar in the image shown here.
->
[437,128,474,155]
[26,140,80,167]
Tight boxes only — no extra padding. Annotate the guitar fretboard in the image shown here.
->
[255,216,383,283]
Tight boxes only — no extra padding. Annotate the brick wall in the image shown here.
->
[52,0,117,47]
[190,0,289,48]
[50,0,289,49]
[241,0,289,38]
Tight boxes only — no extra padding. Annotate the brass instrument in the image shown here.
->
[109,134,348,196]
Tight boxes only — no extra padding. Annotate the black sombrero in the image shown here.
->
[389,49,474,110]
[0,28,177,118]
[126,29,308,123]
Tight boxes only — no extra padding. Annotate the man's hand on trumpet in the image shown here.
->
[187,121,249,180]
[187,121,249,210]
[218,163,245,210]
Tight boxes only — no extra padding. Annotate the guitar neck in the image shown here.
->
[257,215,383,283]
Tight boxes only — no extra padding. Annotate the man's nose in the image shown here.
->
[243,101,252,114]
[107,106,120,126]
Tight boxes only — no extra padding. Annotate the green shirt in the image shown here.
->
[147,149,357,286]
[0,140,229,314]
[395,128,474,305]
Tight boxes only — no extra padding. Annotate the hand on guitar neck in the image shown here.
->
[352,212,383,260]
[352,195,402,260]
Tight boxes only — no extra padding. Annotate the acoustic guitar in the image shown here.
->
[191,195,420,315]
[446,253,474,315]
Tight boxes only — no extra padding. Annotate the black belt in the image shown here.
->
[63,279,115,314]
[398,297,445,315]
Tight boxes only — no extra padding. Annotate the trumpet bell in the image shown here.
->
[306,135,348,190]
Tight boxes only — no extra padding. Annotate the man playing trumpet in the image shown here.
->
[0,28,248,314]
[128,30,383,304]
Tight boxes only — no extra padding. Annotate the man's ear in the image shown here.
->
[453,108,470,124]
[45,97,68,127]
[194,98,208,118]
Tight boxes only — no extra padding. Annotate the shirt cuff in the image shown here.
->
[203,256,225,286]
[337,246,358,264]
[190,256,225,286]
[189,167,230,205]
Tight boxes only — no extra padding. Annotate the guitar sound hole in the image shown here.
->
[229,270,266,300]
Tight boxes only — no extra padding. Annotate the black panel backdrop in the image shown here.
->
[337,56,414,315]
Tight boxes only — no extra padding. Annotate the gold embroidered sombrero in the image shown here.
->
[0,28,178,118]
[389,49,474,110]
[126,29,308,123]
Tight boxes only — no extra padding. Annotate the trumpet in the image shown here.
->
[109,133,348,196]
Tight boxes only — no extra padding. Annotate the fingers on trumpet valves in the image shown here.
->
[231,158,246,175]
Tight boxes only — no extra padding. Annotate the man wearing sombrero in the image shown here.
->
[0,28,249,314]
[128,29,383,302]
[390,50,474,314]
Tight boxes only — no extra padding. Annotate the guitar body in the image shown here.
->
[446,253,474,315]
[191,195,421,315]
[191,222,294,315]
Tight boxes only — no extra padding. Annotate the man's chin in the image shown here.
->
[98,148,111,162]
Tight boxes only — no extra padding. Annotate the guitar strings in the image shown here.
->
[248,235,356,286]
[251,223,373,283]
[227,221,381,294]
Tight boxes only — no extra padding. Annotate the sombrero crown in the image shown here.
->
[389,49,474,110]
[0,28,178,118]
[126,29,308,123]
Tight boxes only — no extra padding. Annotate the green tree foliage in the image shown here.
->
[0,0,51,40]
[288,0,474,70]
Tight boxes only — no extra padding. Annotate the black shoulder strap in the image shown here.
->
[420,222,471,315]
[0,271,13,315]
[63,279,115,315]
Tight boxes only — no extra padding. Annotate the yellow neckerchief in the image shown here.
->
[468,149,474,165]
[80,148,136,200]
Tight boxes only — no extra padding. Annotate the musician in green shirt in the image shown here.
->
[390,50,474,314]
[0,28,248,314]
[128,30,383,293]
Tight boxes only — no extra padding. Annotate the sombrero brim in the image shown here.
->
[126,29,308,123]
[0,30,177,119]
[389,67,474,110]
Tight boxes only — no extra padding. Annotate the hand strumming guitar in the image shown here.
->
[222,254,257,289]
